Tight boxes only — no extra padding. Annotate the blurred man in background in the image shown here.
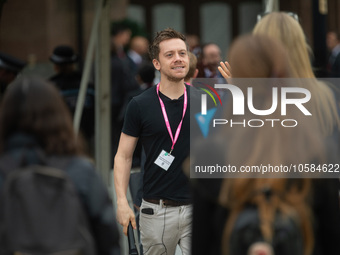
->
[197,43,222,78]
[0,52,26,98]
[326,31,340,77]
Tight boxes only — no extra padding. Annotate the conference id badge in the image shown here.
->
[154,150,175,171]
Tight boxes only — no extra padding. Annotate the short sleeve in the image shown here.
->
[121,98,141,137]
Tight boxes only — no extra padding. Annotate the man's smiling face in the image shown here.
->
[152,38,189,82]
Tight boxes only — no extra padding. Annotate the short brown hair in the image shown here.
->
[149,28,187,60]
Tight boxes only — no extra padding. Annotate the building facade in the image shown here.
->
[0,0,339,73]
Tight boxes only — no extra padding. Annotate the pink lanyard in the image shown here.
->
[156,83,187,154]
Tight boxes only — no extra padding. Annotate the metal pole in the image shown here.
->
[264,0,279,12]
[95,0,111,186]
[73,0,103,135]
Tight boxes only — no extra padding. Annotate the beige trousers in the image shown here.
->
[140,199,192,255]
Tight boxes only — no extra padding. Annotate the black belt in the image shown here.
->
[144,198,191,207]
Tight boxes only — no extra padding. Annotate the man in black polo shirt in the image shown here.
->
[114,28,193,255]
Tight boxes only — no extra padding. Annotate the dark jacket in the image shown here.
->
[49,71,95,142]
[0,134,120,255]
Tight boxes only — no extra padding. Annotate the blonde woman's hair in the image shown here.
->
[218,33,326,255]
[253,12,340,136]
[253,12,313,78]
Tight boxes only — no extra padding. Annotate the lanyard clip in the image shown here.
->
[169,149,173,155]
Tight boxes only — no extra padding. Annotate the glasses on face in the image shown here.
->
[257,11,299,23]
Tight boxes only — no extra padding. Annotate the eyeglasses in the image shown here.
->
[257,12,299,23]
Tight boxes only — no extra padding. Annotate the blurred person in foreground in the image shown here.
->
[191,33,309,255]
[192,32,340,255]
[0,76,120,255]
[217,12,340,255]
[221,34,337,255]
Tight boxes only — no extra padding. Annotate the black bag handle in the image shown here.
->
[128,222,138,255]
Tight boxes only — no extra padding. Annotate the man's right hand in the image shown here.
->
[116,202,136,236]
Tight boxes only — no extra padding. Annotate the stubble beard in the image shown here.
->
[164,69,187,83]
[166,74,184,83]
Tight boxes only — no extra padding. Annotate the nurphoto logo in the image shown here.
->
[199,83,312,130]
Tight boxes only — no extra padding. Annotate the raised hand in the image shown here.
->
[218,61,232,79]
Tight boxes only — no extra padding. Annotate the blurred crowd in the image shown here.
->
[0,11,339,255]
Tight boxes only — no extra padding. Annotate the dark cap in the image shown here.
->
[0,52,26,73]
[50,45,78,64]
